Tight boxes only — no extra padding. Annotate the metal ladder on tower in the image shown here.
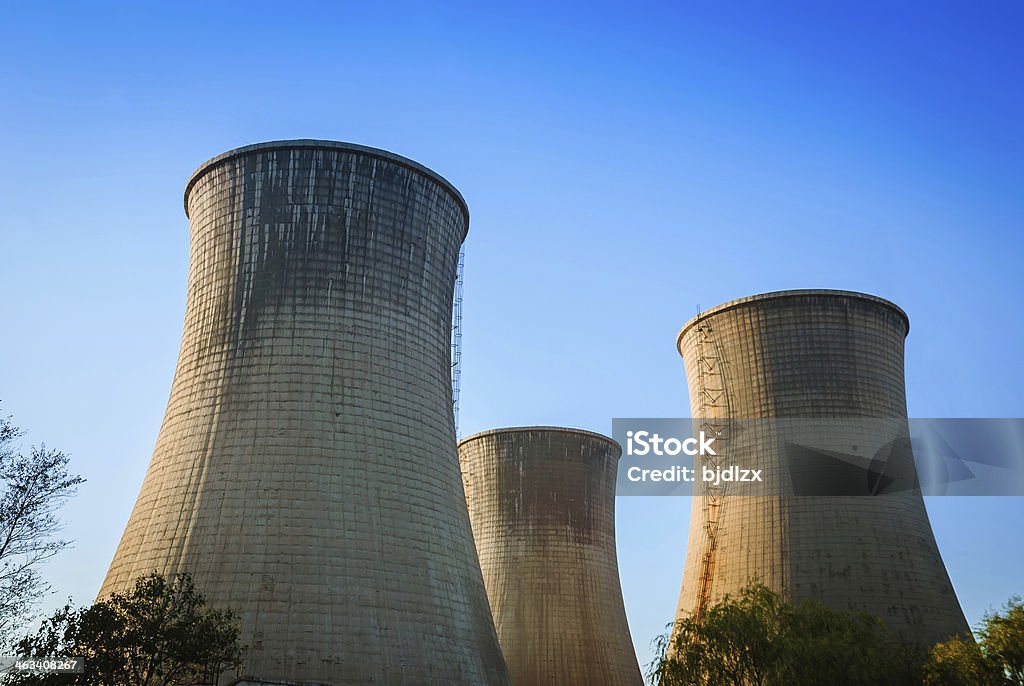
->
[451,247,465,438]
[693,313,731,621]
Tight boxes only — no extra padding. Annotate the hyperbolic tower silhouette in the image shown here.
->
[459,427,643,686]
[99,140,509,684]
[674,289,969,646]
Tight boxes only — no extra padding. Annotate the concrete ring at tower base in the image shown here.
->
[183,139,470,231]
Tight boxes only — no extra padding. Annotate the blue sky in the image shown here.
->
[1,0,1021,668]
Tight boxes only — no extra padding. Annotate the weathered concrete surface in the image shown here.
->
[459,427,643,686]
[674,289,969,647]
[99,141,509,685]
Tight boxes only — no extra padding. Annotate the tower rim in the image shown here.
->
[676,289,911,354]
[183,139,470,234]
[459,425,622,458]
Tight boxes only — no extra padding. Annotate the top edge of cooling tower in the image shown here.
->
[676,289,910,351]
[459,426,622,456]
[183,139,470,232]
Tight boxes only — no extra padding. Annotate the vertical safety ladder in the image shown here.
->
[451,247,465,438]
[693,315,731,620]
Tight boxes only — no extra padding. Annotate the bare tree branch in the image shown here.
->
[0,407,85,644]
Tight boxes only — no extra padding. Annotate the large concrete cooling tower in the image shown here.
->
[99,140,509,685]
[673,289,968,647]
[458,427,643,686]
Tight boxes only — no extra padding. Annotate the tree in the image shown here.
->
[922,636,1003,686]
[649,584,782,686]
[648,582,923,686]
[10,572,245,686]
[0,408,84,644]
[773,597,922,686]
[980,597,1024,685]
[924,596,1024,686]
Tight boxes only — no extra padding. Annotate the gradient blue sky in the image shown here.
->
[1,0,1021,670]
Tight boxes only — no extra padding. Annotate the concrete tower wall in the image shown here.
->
[674,290,969,646]
[459,427,643,686]
[100,141,509,684]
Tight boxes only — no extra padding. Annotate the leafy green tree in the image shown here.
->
[924,596,1024,686]
[649,584,782,686]
[0,407,84,644]
[648,582,923,686]
[980,597,1024,684]
[774,598,922,686]
[922,635,1003,686]
[9,572,245,686]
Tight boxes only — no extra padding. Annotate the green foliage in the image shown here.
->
[925,596,1024,686]
[980,597,1024,684]
[922,635,1002,686]
[9,573,245,686]
[647,582,923,686]
[0,407,84,644]
[649,584,782,686]
[650,584,1024,686]
[774,598,922,686]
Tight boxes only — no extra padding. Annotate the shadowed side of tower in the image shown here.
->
[99,141,509,685]
[674,290,969,647]
[459,427,643,686]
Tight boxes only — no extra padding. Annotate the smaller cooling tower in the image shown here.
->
[459,427,643,686]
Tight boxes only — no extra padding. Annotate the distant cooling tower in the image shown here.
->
[674,290,969,646]
[458,427,643,686]
[99,141,509,684]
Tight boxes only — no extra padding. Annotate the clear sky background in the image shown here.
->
[1,0,1021,672]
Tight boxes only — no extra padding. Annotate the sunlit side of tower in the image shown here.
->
[459,427,643,686]
[674,290,969,647]
[99,141,509,685]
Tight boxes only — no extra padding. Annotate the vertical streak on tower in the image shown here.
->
[459,427,644,686]
[99,141,509,685]
[673,290,969,646]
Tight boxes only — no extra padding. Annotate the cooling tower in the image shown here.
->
[99,140,510,685]
[458,427,643,686]
[673,290,969,646]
